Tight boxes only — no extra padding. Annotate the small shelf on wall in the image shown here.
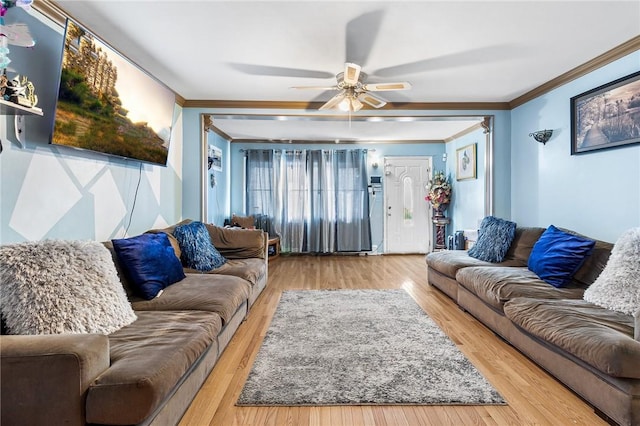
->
[0,99,44,150]
[0,99,43,116]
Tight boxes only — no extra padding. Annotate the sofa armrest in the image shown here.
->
[1,334,110,426]
[204,224,268,260]
[635,309,640,341]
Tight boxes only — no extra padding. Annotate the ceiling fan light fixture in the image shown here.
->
[294,62,411,112]
[338,97,351,112]
[337,88,364,112]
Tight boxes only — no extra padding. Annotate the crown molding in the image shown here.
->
[510,35,640,109]
[444,121,484,143]
[33,0,65,24]
[175,94,186,107]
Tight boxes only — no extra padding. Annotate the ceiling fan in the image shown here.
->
[291,62,411,112]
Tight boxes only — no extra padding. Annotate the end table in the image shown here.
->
[267,237,280,261]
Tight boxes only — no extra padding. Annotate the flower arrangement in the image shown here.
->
[425,171,452,210]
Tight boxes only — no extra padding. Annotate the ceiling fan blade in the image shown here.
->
[228,63,334,79]
[358,92,386,109]
[363,82,412,91]
[373,45,519,78]
[319,91,346,111]
[345,10,384,66]
[290,85,339,91]
[343,63,361,86]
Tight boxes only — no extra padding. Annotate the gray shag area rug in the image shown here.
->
[237,289,506,406]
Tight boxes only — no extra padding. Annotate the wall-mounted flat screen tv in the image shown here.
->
[51,18,175,166]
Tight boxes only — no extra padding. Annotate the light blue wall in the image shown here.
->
[0,8,183,243]
[446,127,486,234]
[206,131,231,226]
[179,111,231,226]
[180,109,203,221]
[510,51,640,243]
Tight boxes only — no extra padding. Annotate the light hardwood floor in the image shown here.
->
[179,255,607,426]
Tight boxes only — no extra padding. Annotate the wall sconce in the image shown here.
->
[529,129,553,145]
[371,161,379,169]
[442,152,447,162]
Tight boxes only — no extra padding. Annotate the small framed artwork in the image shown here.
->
[456,143,476,181]
[208,145,222,172]
[571,70,640,155]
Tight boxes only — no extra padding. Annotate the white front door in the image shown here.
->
[384,156,432,254]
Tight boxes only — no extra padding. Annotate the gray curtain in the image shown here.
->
[278,150,306,252]
[307,150,336,253]
[335,149,371,252]
[246,149,275,219]
[245,148,371,253]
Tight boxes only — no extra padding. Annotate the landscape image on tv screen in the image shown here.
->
[51,19,175,166]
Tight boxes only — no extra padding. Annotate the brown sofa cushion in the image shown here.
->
[86,310,222,425]
[204,224,266,259]
[184,258,266,288]
[231,214,255,229]
[504,227,546,263]
[150,220,266,260]
[426,250,526,280]
[572,238,613,287]
[130,274,250,324]
[456,266,585,312]
[504,298,640,379]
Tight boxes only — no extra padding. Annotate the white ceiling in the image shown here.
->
[51,0,640,142]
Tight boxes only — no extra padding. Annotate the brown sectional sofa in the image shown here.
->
[426,227,640,426]
[1,221,268,426]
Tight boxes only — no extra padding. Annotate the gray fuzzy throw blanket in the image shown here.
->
[1,240,136,335]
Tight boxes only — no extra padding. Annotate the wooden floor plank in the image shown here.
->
[178,255,606,426]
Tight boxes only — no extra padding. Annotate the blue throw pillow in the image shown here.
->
[173,221,227,271]
[527,225,596,288]
[112,233,186,300]
[467,216,517,262]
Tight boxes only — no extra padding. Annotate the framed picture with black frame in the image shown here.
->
[571,70,640,155]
